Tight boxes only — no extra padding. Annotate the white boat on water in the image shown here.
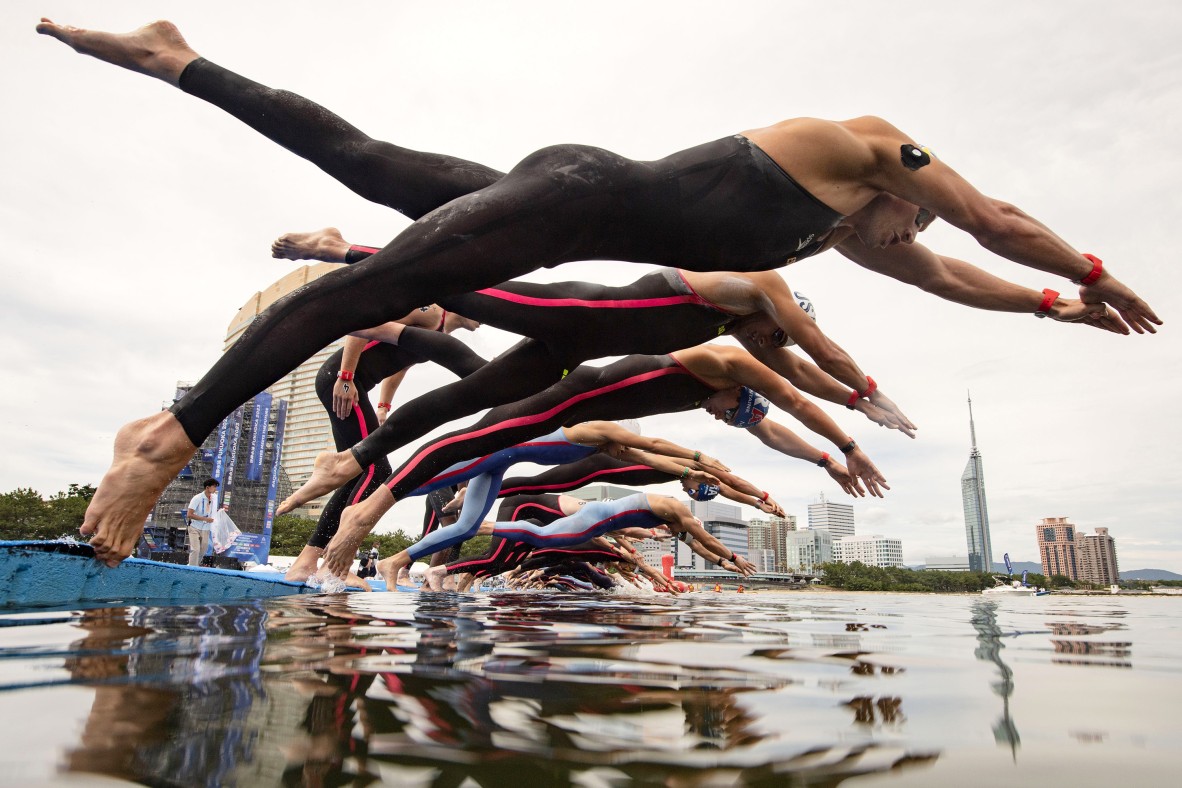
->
[982,577,1050,596]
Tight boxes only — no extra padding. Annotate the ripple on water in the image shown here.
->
[0,591,1178,785]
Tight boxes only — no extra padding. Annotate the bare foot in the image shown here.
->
[424,565,448,591]
[82,411,198,567]
[345,573,372,591]
[36,18,199,86]
[378,554,411,590]
[396,567,412,586]
[320,499,386,578]
[284,545,324,582]
[277,450,362,514]
[271,228,350,263]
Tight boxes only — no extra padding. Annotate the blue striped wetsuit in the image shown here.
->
[492,493,663,548]
[404,428,599,560]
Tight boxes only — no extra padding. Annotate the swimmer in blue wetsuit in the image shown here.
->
[477,493,757,577]
[40,18,1159,568]
[371,420,724,586]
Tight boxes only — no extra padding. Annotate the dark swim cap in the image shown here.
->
[726,387,770,429]
[687,482,721,501]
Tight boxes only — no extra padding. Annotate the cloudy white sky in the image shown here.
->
[3,1,1180,570]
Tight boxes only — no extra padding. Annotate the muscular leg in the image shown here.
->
[37,21,503,217]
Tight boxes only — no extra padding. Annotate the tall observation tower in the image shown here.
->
[961,392,994,572]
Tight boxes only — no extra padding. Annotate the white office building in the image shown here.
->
[808,493,855,540]
[834,535,904,568]
[785,529,833,574]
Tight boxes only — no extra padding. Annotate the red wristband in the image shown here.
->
[338,370,355,381]
[759,490,769,502]
[1076,254,1103,286]
[377,402,392,409]
[846,377,877,409]
[1035,288,1058,318]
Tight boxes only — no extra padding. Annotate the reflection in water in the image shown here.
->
[971,600,1020,760]
[1047,620,1132,668]
[0,593,941,787]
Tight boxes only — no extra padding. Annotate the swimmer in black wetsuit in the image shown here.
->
[318,343,888,578]
[39,19,1160,567]
[269,230,919,506]
[285,310,483,583]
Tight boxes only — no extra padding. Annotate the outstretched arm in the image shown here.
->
[603,445,721,488]
[651,500,757,576]
[857,118,1160,333]
[743,272,914,431]
[837,239,1128,334]
[723,352,889,496]
[742,345,915,437]
[565,421,729,471]
[746,419,867,498]
[683,537,751,576]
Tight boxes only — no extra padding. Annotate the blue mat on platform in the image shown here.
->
[0,540,321,608]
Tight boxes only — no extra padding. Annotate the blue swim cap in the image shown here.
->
[725,386,770,429]
[687,482,721,501]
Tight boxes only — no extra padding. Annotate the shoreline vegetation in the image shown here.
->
[3,486,1178,593]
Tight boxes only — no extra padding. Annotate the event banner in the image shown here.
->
[210,416,231,493]
[258,399,289,564]
[245,392,273,482]
[219,405,246,509]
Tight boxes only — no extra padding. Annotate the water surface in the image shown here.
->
[1,591,1177,786]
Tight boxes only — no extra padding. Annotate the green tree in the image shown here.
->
[818,561,994,593]
[0,487,50,540]
[44,483,96,538]
[268,514,319,556]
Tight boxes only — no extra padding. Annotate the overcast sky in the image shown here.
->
[3,1,1180,570]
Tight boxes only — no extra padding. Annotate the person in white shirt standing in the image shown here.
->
[185,478,219,566]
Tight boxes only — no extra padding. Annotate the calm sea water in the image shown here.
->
[0,590,1178,787]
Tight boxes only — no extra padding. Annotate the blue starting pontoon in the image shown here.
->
[1,540,330,608]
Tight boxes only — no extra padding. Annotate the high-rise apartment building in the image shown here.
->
[961,393,993,572]
[225,264,343,518]
[833,535,904,568]
[784,529,833,574]
[1077,527,1119,585]
[1036,516,1079,580]
[748,514,797,572]
[807,493,854,540]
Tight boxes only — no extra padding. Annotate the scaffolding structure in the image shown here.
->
[148,386,293,565]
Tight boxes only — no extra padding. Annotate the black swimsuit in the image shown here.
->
[170,57,841,449]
